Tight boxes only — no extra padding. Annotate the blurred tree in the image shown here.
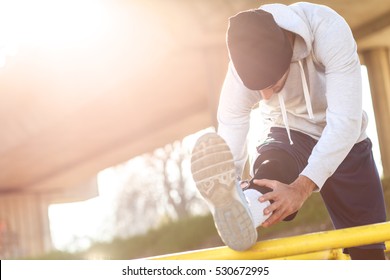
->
[113,139,206,238]
[152,140,201,220]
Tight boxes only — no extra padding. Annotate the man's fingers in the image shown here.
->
[261,199,282,226]
[253,179,277,190]
[258,192,274,203]
[262,200,293,227]
[263,200,279,215]
[262,210,284,227]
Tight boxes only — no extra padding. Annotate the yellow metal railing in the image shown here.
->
[151,222,390,260]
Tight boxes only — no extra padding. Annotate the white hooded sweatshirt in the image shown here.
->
[217,2,367,189]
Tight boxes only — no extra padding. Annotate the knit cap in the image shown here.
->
[227,9,293,90]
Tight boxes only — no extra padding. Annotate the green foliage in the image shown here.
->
[28,178,390,260]
[23,250,83,260]
[81,214,221,260]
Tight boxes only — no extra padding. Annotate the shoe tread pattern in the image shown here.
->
[191,133,257,251]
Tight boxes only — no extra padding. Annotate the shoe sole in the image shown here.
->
[191,132,257,251]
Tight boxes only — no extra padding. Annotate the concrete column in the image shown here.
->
[0,193,52,259]
[362,48,390,178]
[0,177,98,259]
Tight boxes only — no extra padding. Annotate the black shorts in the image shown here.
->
[251,127,387,250]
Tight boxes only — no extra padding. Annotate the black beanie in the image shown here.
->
[227,9,293,90]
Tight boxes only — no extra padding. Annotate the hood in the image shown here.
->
[261,3,313,61]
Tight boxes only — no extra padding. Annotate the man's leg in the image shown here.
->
[320,138,387,260]
[347,248,386,260]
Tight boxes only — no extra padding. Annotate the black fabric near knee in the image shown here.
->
[347,248,386,260]
[248,149,300,221]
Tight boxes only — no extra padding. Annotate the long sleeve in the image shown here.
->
[301,12,363,188]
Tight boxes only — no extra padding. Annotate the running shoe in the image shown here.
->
[191,132,257,251]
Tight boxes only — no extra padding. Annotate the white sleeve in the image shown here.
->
[301,11,363,188]
[217,62,261,177]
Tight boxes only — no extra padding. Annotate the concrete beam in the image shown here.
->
[353,10,390,41]
[362,48,390,178]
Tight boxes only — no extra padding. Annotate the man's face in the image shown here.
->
[258,67,290,100]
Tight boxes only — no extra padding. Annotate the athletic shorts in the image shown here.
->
[251,127,387,251]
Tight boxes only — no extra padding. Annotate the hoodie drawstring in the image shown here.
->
[278,93,293,145]
[278,60,314,145]
[298,60,314,120]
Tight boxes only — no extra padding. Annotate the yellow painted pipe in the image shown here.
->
[276,240,390,260]
[271,248,344,260]
[271,249,335,260]
[272,240,390,260]
[151,222,390,260]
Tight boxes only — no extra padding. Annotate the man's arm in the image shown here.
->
[300,8,363,189]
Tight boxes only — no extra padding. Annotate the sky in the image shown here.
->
[48,169,123,252]
[48,66,383,253]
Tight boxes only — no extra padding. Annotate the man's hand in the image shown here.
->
[253,175,317,227]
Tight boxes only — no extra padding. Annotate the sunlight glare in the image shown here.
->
[0,0,109,50]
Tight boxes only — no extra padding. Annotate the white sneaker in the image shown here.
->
[191,132,257,251]
[243,189,271,227]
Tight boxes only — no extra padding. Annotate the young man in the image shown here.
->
[191,2,387,259]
